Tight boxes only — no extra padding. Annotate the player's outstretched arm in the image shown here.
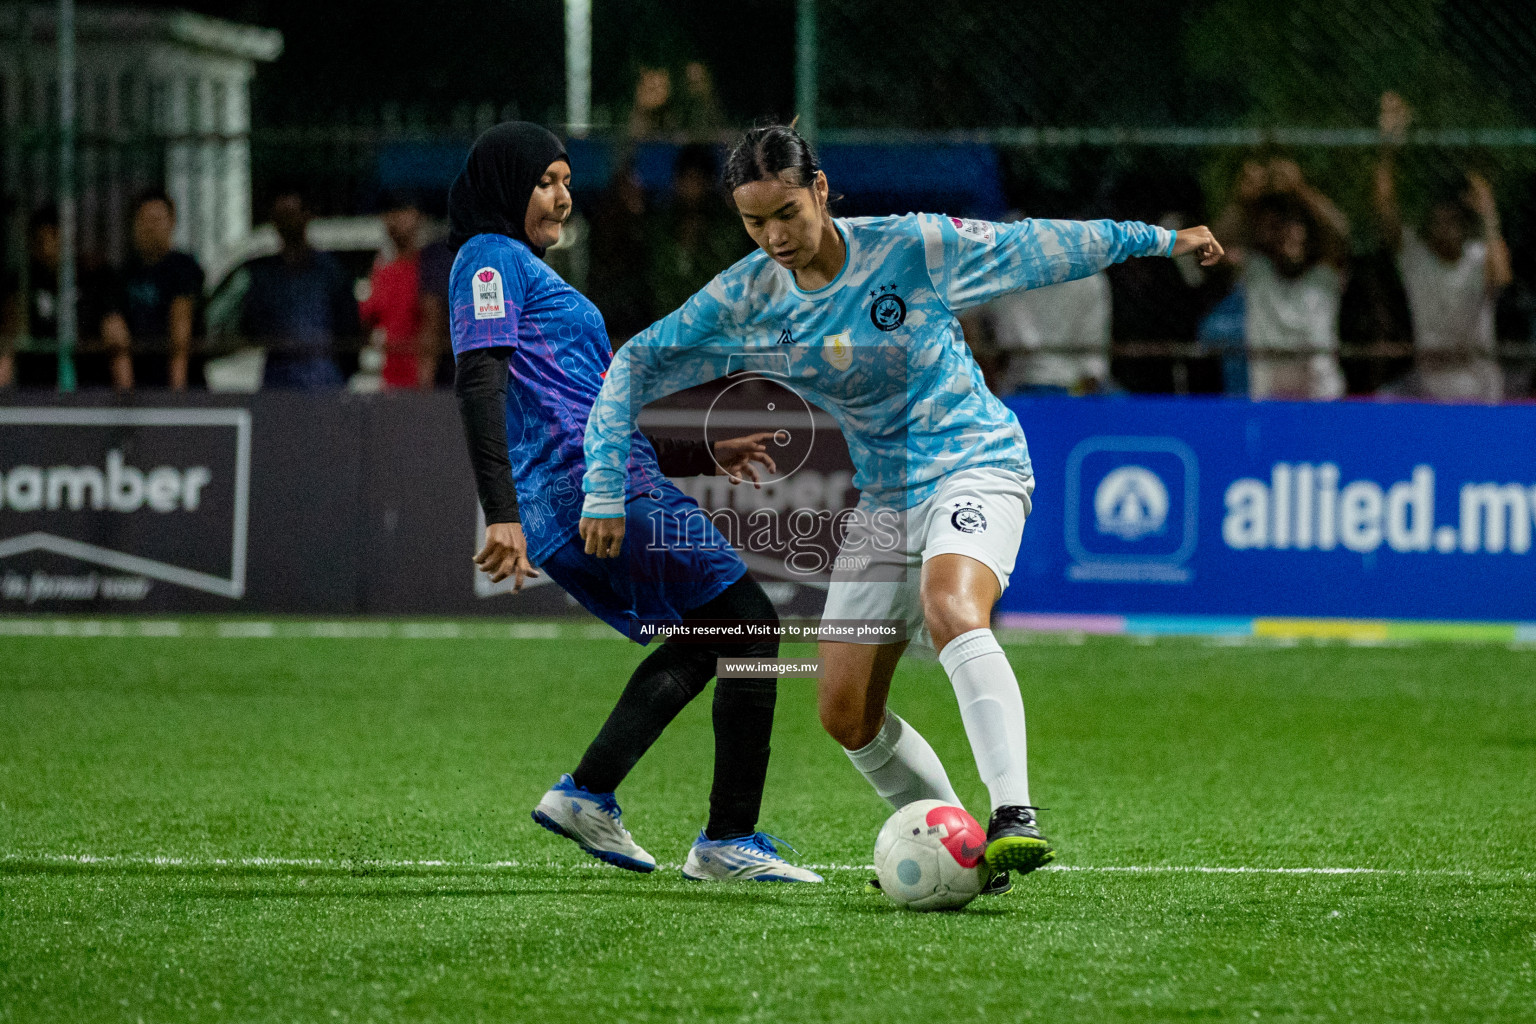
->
[927,214,1197,311]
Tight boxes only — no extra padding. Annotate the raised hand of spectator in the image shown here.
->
[1465,172,1498,225]
[1215,162,1268,256]
[1235,160,1268,204]
[1373,100,1407,249]
[1379,91,1412,145]
[1266,158,1305,195]
[1464,172,1513,292]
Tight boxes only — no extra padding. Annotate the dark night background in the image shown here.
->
[90,0,1536,132]
[96,0,798,127]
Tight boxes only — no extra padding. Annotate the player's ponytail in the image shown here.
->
[722,121,822,193]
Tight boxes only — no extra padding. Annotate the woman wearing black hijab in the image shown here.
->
[448,122,821,882]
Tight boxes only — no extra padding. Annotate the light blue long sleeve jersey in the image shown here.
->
[581,213,1175,517]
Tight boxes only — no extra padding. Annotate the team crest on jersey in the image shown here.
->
[950,218,995,245]
[868,283,907,332]
[951,499,988,534]
[824,330,853,371]
[473,267,505,320]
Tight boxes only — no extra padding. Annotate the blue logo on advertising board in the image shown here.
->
[1065,437,1198,582]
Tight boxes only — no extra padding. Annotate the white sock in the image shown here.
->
[939,627,1031,810]
[844,711,959,810]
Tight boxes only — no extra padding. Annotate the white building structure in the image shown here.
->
[1,4,281,270]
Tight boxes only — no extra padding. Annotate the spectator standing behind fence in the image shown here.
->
[359,193,427,389]
[1373,92,1510,404]
[118,191,204,390]
[416,237,455,387]
[586,159,654,341]
[0,205,129,390]
[645,145,750,318]
[239,189,360,390]
[1220,159,1351,401]
[1105,175,1219,393]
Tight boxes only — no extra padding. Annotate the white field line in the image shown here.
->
[1,853,1517,879]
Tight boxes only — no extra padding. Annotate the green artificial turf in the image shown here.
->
[2,631,1534,1022]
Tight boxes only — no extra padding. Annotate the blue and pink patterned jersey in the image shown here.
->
[450,232,668,563]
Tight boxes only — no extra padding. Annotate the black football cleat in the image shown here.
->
[984,805,1056,876]
[980,869,1013,895]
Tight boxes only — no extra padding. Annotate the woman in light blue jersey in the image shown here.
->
[580,123,1226,892]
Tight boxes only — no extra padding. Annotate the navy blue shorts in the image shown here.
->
[539,483,746,643]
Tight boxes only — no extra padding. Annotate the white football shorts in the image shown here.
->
[820,465,1034,652]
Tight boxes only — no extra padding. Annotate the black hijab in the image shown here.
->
[447,121,569,255]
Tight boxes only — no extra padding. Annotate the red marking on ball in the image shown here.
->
[925,804,987,868]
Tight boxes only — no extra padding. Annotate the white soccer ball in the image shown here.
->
[872,799,988,911]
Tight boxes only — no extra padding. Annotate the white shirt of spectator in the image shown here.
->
[1243,253,1345,401]
[1398,228,1501,403]
[982,273,1111,394]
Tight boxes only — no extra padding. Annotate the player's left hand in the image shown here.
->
[713,431,778,488]
[1173,226,1225,266]
[580,515,626,559]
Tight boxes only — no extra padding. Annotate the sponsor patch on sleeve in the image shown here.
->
[950,217,996,245]
[473,267,505,320]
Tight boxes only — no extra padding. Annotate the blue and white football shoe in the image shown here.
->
[531,774,657,873]
[681,831,824,883]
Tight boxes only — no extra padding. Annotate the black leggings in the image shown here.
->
[572,574,779,841]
